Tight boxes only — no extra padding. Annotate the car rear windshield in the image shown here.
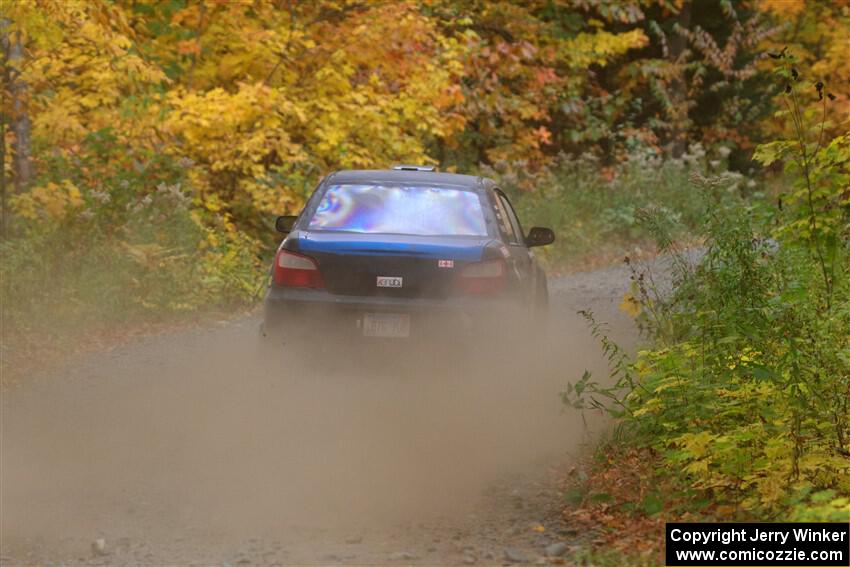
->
[307,183,488,236]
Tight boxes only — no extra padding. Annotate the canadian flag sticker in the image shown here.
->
[438,259,454,268]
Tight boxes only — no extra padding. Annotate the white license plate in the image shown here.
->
[376,276,403,288]
[362,313,410,338]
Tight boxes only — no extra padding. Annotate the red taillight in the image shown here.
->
[455,259,507,295]
[273,249,325,289]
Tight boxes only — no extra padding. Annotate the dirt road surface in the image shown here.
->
[2,263,639,566]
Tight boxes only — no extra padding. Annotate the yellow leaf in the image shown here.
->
[619,292,642,318]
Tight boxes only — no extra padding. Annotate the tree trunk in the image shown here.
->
[9,29,32,193]
[0,20,9,237]
[667,1,691,157]
[186,0,206,90]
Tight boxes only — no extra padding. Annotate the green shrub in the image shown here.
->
[564,57,850,521]
[565,169,848,521]
[2,131,264,340]
[488,146,742,268]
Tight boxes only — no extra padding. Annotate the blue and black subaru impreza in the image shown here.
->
[261,166,554,350]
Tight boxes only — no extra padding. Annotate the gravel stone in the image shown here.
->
[545,542,568,557]
[504,548,529,563]
[91,539,107,557]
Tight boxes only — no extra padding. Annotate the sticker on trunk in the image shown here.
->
[376,276,403,288]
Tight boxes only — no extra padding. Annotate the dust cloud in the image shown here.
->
[2,277,631,563]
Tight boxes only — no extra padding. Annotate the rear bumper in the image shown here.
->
[262,285,519,341]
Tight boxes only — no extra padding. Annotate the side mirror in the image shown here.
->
[526,226,555,247]
[275,215,298,233]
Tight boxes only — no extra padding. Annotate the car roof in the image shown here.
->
[326,169,488,189]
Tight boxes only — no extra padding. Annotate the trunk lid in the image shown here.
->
[292,231,488,299]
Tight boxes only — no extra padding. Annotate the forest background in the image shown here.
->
[2,1,849,554]
[1,0,846,322]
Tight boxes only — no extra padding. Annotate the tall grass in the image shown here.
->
[492,146,743,268]
[1,141,264,381]
[562,102,850,521]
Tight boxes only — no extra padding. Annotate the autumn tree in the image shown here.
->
[3,0,844,242]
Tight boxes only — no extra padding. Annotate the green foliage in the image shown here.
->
[564,58,850,521]
[497,144,726,268]
[2,134,262,338]
[566,176,849,520]
[753,53,850,304]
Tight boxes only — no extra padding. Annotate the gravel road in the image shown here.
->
[2,261,642,566]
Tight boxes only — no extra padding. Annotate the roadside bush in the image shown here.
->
[2,131,264,340]
[564,59,850,521]
[493,145,740,268]
[567,177,849,521]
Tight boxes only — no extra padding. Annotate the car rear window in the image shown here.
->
[307,184,488,236]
